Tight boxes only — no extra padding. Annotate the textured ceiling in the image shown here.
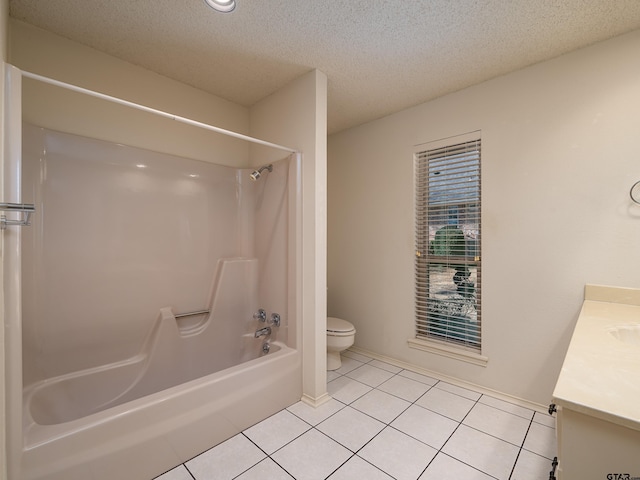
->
[9,1,640,134]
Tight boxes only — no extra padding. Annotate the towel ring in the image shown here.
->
[631,181,640,205]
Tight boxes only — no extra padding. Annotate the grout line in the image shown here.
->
[183,464,197,480]
[411,389,482,479]
[242,417,314,458]
[507,417,535,480]
[326,367,435,478]
[414,387,522,479]
[256,454,296,480]
[329,365,526,479]
[228,434,269,479]
[354,457,399,480]
[237,431,300,479]
[428,451,502,480]
[359,376,451,478]
[311,427,359,477]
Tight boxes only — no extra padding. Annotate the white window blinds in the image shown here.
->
[415,138,481,351]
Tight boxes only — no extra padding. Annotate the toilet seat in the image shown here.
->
[327,317,356,337]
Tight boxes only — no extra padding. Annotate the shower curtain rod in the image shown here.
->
[19,68,299,154]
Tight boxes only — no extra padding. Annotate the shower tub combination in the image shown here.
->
[11,121,302,480]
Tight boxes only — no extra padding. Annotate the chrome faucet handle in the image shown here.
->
[269,313,281,327]
[253,309,267,322]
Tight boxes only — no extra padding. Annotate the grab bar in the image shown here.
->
[0,202,36,230]
[174,309,210,319]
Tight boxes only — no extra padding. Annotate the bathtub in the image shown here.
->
[21,342,301,480]
[14,123,303,480]
[20,256,302,480]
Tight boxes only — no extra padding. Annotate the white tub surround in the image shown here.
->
[0,24,328,471]
[14,124,302,480]
[552,284,640,479]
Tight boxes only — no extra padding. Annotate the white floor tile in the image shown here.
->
[159,358,558,480]
[316,406,385,452]
[155,465,193,480]
[398,369,438,386]
[391,404,459,449]
[287,398,345,426]
[522,422,557,460]
[342,350,373,363]
[368,359,403,373]
[186,434,266,480]
[235,458,294,480]
[271,429,352,480]
[419,452,495,480]
[346,364,396,387]
[511,449,555,480]
[442,425,519,480]
[358,427,437,480]
[434,382,482,401]
[478,395,534,420]
[351,388,411,424]
[327,375,372,404]
[463,403,531,446]
[533,411,556,428]
[334,356,364,374]
[328,455,394,480]
[415,386,476,422]
[243,409,310,454]
[377,374,432,402]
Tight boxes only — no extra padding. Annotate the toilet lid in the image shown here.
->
[327,317,355,334]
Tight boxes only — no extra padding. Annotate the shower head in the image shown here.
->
[250,164,273,181]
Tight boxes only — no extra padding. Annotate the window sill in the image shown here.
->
[407,338,489,367]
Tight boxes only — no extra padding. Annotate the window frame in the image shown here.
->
[409,132,488,366]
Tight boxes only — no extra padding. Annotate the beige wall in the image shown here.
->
[1,0,9,478]
[9,21,250,167]
[328,29,640,406]
[250,69,329,405]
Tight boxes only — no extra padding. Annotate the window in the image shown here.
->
[414,136,481,353]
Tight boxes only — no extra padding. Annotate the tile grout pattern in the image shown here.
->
[156,350,557,480]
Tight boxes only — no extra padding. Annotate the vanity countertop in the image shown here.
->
[552,284,640,432]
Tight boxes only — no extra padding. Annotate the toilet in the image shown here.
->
[326,316,356,370]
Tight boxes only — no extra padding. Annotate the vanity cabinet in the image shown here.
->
[552,285,640,480]
[553,405,640,479]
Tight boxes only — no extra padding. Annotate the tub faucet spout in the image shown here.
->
[255,327,271,338]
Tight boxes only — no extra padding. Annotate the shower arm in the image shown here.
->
[250,164,273,181]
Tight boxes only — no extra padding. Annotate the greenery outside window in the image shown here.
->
[414,135,481,353]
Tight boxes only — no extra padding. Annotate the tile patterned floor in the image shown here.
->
[155,351,557,480]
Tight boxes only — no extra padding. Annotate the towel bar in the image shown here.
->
[0,202,35,229]
[174,309,210,319]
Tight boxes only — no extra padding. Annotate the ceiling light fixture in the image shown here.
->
[204,0,236,13]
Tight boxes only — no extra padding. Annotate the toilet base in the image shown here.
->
[327,351,343,371]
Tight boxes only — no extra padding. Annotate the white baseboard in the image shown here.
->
[348,346,548,414]
[300,392,332,408]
